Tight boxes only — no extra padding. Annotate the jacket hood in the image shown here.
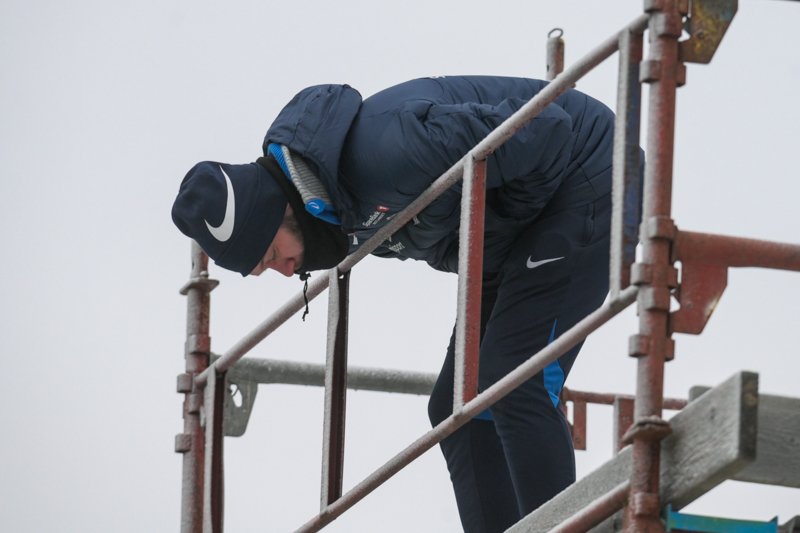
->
[263,84,362,212]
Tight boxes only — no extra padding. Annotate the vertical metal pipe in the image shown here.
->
[211,372,225,532]
[626,1,685,530]
[454,157,487,411]
[546,28,565,81]
[610,28,644,298]
[202,370,225,533]
[177,242,218,533]
[320,268,350,507]
[613,396,635,453]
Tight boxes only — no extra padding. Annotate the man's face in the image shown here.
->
[250,208,304,277]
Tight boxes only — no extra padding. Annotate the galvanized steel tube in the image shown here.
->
[546,28,565,81]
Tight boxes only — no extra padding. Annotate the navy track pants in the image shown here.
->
[428,194,611,533]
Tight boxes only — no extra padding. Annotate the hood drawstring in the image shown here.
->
[299,272,311,321]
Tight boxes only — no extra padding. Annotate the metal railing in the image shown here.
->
[175,1,800,531]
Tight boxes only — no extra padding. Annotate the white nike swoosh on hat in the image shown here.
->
[205,166,235,242]
[526,256,564,269]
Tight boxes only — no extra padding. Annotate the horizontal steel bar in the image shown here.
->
[224,357,437,396]
[294,286,638,532]
[562,389,687,410]
[674,230,800,271]
[196,14,649,387]
[225,358,691,417]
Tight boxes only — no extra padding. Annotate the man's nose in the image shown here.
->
[273,259,295,277]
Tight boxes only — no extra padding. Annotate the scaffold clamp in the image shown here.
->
[679,0,738,64]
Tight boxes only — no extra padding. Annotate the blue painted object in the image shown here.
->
[664,505,778,533]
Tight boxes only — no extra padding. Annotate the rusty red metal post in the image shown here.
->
[320,268,351,507]
[624,0,687,530]
[572,399,587,451]
[202,370,226,532]
[614,397,635,453]
[454,157,487,410]
[176,242,219,533]
[610,26,644,297]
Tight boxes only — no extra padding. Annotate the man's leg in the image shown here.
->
[479,196,611,515]
[428,274,520,533]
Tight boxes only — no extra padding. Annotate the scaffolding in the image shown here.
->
[174,1,800,531]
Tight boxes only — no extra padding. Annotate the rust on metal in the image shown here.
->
[561,388,685,410]
[679,0,738,64]
[321,269,351,507]
[624,0,685,529]
[614,397,635,452]
[178,242,217,533]
[557,389,686,452]
[671,261,728,335]
[572,400,587,450]
[454,158,487,410]
[673,230,800,271]
[210,371,226,532]
[671,231,800,335]
[610,26,644,297]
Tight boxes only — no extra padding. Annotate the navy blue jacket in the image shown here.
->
[265,76,615,273]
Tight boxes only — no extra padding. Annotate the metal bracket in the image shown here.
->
[223,376,258,437]
[671,260,728,335]
[679,0,738,64]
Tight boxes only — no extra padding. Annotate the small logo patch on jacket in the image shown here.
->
[362,211,386,227]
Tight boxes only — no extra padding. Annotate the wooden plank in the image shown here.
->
[507,371,759,533]
[734,393,800,488]
[690,386,800,488]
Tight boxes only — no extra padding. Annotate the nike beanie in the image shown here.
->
[171,161,288,276]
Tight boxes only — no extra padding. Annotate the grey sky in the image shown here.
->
[1,1,798,531]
